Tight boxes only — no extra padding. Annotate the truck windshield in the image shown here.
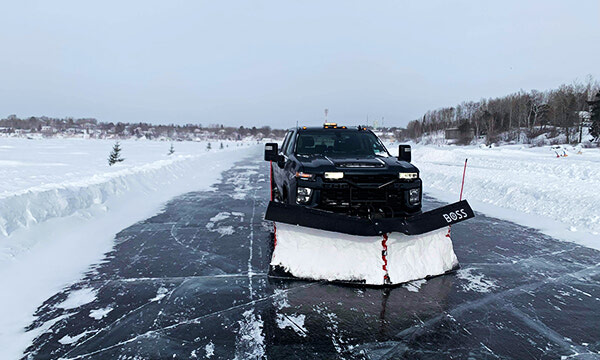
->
[295,130,390,157]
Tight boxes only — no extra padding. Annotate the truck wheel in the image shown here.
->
[282,186,289,204]
[270,168,279,201]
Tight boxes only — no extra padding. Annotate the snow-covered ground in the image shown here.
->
[0,137,258,359]
[390,143,600,250]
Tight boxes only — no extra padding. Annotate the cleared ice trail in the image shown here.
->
[383,262,600,359]
[61,282,317,360]
[21,154,600,359]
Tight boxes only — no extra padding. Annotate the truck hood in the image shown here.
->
[296,154,418,174]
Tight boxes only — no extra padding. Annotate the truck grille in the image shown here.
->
[321,188,390,204]
[342,174,398,185]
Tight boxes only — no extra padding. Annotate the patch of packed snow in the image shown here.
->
[227,169,260,200]
[234,309,265,360]
[58,330,94,345]
[456,268,498,293]
[205,341,215,358]
[56,288,97,310]
[89,306,113,320]
[150,286,170,302]
[209,212,231,222]
[0,137,258,359]
[273,288,291,310]
[214,226,235,237]
[390,143,600,250]
[276,313,307,337]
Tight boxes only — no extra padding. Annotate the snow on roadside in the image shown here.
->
[0,138,259,359]
[391,144,600,250]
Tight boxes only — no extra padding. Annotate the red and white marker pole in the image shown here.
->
[447,158,468,238]
[459,158,468,201]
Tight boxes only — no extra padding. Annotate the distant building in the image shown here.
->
[445,127,474,143]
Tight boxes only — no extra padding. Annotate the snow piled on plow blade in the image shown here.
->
[271,223,458,286]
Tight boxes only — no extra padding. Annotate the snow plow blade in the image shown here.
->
[265,200,474,236]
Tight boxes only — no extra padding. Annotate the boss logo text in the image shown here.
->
[443,209,468,223]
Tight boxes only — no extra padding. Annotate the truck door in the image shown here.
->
[274,131,292,194]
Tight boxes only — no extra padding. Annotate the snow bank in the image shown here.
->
[0,137,258,359]
[272,224,457,285]
[392,144,600,250]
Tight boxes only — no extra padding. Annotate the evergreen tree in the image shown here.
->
[108,141,124,166]
[589,91,600,141]
[168,143,175,155]
[206,142,211,150]
[220,142,224,149]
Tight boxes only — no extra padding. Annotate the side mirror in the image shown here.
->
[398,145,411,163]
[264,143,279,161]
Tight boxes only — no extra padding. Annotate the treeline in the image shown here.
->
[403,76,599,145]
[0,114,286,139]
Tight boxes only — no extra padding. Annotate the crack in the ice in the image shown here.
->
[247,189,257,300]
[381,263,600,359]
[465,245,583,268]
[109,273,268,283]
[507,305,590,357]
[60,282,317,359]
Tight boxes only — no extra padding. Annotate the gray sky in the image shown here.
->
[1,1,599,128]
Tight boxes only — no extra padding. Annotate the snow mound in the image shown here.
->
[401,144,600,250]
[0,155,208,238]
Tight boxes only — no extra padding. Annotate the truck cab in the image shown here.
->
[265,124,422,219]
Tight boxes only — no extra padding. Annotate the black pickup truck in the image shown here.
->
[263,123,475,237]
[265,124,421,219]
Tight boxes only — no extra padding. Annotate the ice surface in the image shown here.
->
[272,223,458,285]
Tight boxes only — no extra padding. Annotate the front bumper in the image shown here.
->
[295,176,422,216]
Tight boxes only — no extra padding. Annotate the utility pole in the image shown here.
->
[324,108,328,123]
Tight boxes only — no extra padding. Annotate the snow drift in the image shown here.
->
[388,144,600,250]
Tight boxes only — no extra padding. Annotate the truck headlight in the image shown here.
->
[297,187,313,203]
[408,188,420,205]
[324,172,344,180]
[399,172,418,180]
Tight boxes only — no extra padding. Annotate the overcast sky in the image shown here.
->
[1,1,599,128]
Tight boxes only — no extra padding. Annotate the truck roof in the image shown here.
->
[292,125,369,131]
